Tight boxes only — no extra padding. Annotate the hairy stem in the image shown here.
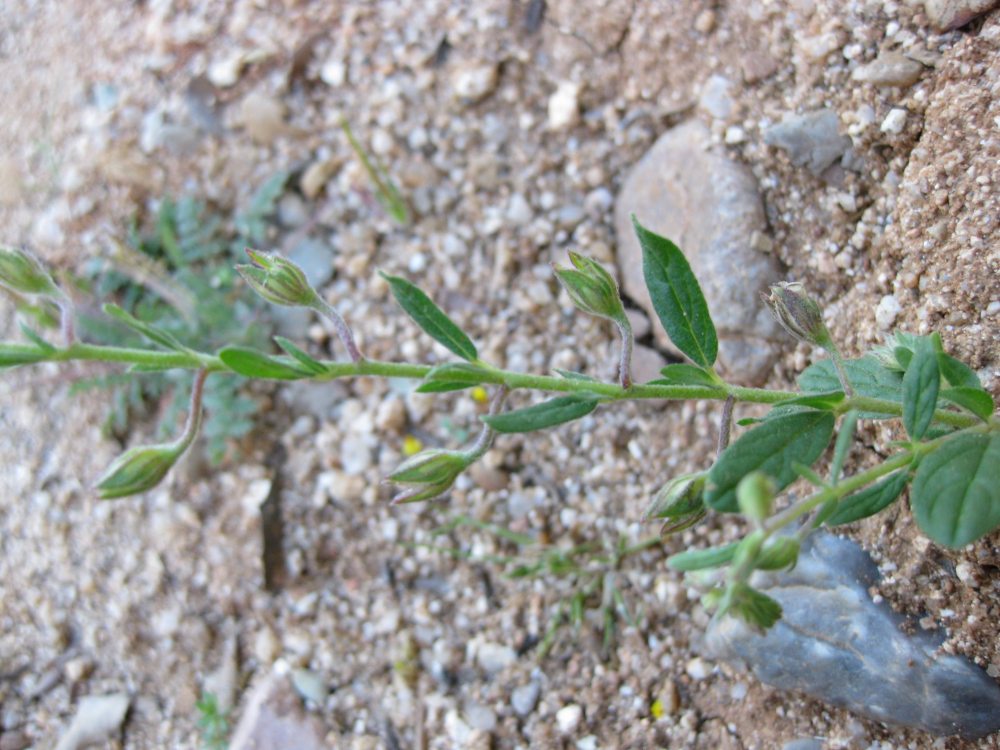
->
[311,297,363,363]
[616,318,633,390]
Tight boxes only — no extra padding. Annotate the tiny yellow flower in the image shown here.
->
[402,435,423,456]
[650,698,664,720]
[471,386,489,404]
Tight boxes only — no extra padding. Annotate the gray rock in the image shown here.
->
[707,532,1000,738]
[782,740,824,750]
[698,74,735,120]
[852,51,925,88]
[229,672,326,750]
[763,110,852,176]
[613,120,782,385]
[55,693,130,750]
[510,682,540,716]
[924,0,999,31]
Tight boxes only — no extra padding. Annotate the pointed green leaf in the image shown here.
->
[798,355,903,418]
[911,433,1000,547]
[553,368,599,382]
[482,394,600,433]
[632,215,717,368]
[667,541,738,571]
[940,387,994,420]
[423,362,504,386]
[902,337,940,441]
[938,352,982,389]
[706,411,835,512]
[774,390,845,411]
[652,364,722,388]
[219,346,312,380]
[18,323,55,352]
[273,336,328,375]
[380,272,477,361]
[103,303,187,352]
[827,471,910,526]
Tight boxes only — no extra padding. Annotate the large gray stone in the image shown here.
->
[614,120,782,385]
[229,672,327,750]
[707,532,1000,739]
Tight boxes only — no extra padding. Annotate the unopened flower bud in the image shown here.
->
[763,282,833,350]
[0,247,59,297]
[236,249,320,307]
[95,443,186,499]
[736,472,775,523]
[388,448,471,504]
[644,471,707,534]
[757,537,800,571]
[553,252,628,325]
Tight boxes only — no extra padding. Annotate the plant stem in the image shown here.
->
[176,368,208,450]
[311,298,363,363]
[717,395,735,455]
[465,385,509,461]
[616,318,633,390]
[16,342,986,429]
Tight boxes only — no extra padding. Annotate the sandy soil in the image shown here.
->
[1,1,998,748]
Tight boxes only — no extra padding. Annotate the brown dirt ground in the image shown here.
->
[1,1,998,749]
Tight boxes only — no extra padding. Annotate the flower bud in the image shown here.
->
[388,448,471,504]
[762,282,833,350]
[236,248,320,307]
[553,252,627,325]
[644,471,707,534]
[736,472,775,523]
[0,247,59,297]
[756,536,800,571]
[95,443,186,499]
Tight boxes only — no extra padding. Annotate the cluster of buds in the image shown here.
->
[235,249,321,308]
[0,246,75,343]
[386,448,474,504]
[644,471,708,535]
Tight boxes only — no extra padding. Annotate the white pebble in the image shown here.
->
[685,656,712,680]
[548,81,581,130]
[407,252,428,273]
[506,193,534,225]
[452,64,498,103]
[724,126,746,144]
[556,704,583,734]
[880,108,908,135]
[875,294,902,330]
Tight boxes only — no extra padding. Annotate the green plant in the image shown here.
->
[71,179,287,461]
[195,691,229,750]
[2,215,997,631]
[340,117,410,226]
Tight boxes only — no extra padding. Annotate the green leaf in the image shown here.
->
[632,215,717,368]
[380,272,477,361]
[415,380,476,393]
[18,323,55,352]
[553,368,599,382]
[827,471,910,526]
[652,364,722,388]
[273,336,328,375]
[911,433,1000,547]
[774,390,845,411]
[727,584,782,630]
[940,387,994,420]
[482,394,600,434]
[422,362,504,387]
[218,346,312,380]
[0,343,49,368]
[667,541,738,571]
[938,352,982,389]
[902,337,940,441]
[829,410,859,483]
[706,411,836,512]
[798,355,903,418]
[103,303,187,352]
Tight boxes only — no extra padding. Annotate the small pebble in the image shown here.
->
[475,642,516,673]
[452,64,499,103]
[556,704,583,735]
[852,51,924,87]
[685,657,711,681]
[511,682,541,716]
[464,702,497,732]
[694,9,716,33]
[291,669,327,705]
[548,81,581,130]
[880,108,908,135]
[506,193,534,225]
[875,294,902,330]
